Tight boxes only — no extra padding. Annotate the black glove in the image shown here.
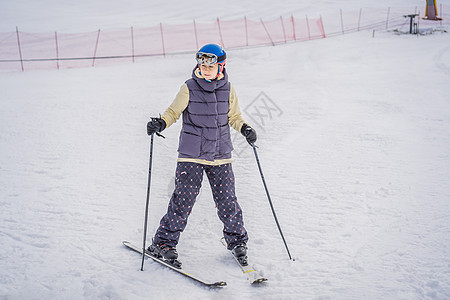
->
[147,117,166,135]
[241,123,257,145]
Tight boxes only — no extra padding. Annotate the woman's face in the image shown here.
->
[200,63,219,80]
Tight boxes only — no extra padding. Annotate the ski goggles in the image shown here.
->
[195,52,226,65]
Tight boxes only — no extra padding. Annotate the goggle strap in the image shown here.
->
[217,53,226,62]
[196,52,226,64]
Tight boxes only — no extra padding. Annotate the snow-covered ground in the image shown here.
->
[1,1,450,299]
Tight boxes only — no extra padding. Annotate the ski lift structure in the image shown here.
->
[423,0,442,20]
[403,1,443,34]
[403,14,419,34]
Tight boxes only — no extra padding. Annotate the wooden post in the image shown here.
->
[15,27,24,72]
[92,29,101,67]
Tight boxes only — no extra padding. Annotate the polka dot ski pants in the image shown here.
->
[153,162,248,250]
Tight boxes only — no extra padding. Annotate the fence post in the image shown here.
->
[291,14,296,40]
[244,16,249,46]
[55,31,60,70]
[306,15,311,40]
[131,26,135,63]
[92,29,101,67]
[217,18,225,47]
[416,6,421,34]
[340,9,344,34]
[260,18,274,46]
[15,27,24,72]
[160,23,166,57]
[193,20,199,50]
[280,16,287,43]
[386,7,391,29]
[320,15,326,38]
[358,8,362,31]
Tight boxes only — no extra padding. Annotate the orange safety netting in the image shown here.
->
[1,5,448,71]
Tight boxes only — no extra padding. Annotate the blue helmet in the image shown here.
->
[195,44,227,65]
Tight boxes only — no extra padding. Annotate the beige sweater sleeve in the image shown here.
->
[161,82,247,131]
[161,84,189,128]
[228,83,247,132]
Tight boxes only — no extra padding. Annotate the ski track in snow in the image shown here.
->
[1,1,450,299]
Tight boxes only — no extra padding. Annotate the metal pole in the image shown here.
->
[141,133,155,271]
[160,23,166,57]
[251,144,292,260]
[54,32,60,69]
[217,18,225,47]
[320,15,326,38]
[131,26,135,63]
[193,19,199,50]
[410,16,413,34]
[306,15,311,40]
[386,7,391,30]
[92,29,101,67]
[280,16,287,43]
[260,18,274,46]
[358,8,362,31]
[291,14,296,40]
[245,16,249,46]
[15,27,24,72]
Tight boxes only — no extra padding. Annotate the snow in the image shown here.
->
[1,0,450,299]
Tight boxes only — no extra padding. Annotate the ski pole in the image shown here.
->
[141,133,155,271]
[251,143,293,260]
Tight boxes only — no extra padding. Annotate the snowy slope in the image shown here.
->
[1,0,450,299]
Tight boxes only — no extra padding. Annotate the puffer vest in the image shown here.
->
[177,68,233,162]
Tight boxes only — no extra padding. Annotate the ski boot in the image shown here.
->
[231,244,248,266]
[147,243,182,268]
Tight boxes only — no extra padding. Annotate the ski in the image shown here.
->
[123,241,227,288]
[221,238,268,284]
